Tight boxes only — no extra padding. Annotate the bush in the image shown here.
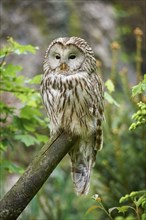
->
[0,37,48,178]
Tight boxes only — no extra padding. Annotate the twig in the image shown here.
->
[0,88,38,94]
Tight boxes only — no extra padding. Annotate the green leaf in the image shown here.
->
[117,206,131,214]
[0,143,7,151]
[0,160,24,174]
[0,37,38,58]
[142,200,146,208]
[130,191,142,197]
[104,91,120,107]
[120,191,146,204]
[23,122,36,132]
[105,79,115,93]
[0,101,14,114]
[20,106,41,120]
[132,83,145,97]
[119,194,131,203]
[125,216,136,220]
[27,93,41,107]
[14,134,39,147]
[16,92,41,107]
[132,74,146,97]
[0,47,9,58]
[136,195,146,207]
[15,75,25,84]
[1,64,22,77]
[114,217,124,220]
[28,74,42,84]
[129,103,146,130]
[142,213,146,220]
[35,134,48,143]
[8,37,39,55]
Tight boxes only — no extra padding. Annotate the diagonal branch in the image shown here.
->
[0,132,79,220]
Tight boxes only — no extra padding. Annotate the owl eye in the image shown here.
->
[55,55,60,59]
[69,54,76,59]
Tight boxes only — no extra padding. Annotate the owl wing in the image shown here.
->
[89,73,104,120]
[89,72,104,150]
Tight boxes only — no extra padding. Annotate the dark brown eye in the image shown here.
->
[55,55,60,59]
[69,54,76,59]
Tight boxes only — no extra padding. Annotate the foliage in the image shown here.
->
[104,79,120,107]
[129,101,146,130]
[129,75,146,130]
[131,75,146,97]
[0,38,48,175]
[86,27,146,219]
[86,191,146,220]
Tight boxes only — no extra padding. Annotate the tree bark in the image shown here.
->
[0,132,78,220]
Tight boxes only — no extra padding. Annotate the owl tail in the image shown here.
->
[69,144,96,195]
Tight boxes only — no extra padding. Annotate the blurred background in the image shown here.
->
[0,0,146,219]
[1,0,146,78]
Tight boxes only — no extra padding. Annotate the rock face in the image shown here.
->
[1,0,117,76]
[1,0,145,77]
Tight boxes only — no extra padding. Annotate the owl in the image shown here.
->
[41,37,104,195]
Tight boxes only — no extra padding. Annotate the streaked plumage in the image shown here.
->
[41,37,104,195]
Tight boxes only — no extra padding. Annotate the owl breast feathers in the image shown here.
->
[41,37,104,195]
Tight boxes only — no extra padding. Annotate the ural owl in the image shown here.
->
[41,37,104,195]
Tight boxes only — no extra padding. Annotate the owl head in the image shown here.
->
[43,37,96,75]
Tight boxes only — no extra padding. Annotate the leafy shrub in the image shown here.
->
[129,75,146,130]
[86,190,146,220]
[0,38,48,176]
[86,28,146,219]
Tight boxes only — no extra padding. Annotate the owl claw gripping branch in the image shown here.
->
[41,37,104,195]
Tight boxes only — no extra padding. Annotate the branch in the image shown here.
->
[0,87,38,94]
[0,132,79,220]
[0,51,8,67]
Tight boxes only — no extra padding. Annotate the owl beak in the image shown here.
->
[60,62,68,71]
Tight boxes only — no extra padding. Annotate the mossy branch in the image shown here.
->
[0,132,79,220]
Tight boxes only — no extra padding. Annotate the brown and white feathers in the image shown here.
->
[41,37,104,195]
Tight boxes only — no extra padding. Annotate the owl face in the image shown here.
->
[47,42,85,73]
[44,37,96,75]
